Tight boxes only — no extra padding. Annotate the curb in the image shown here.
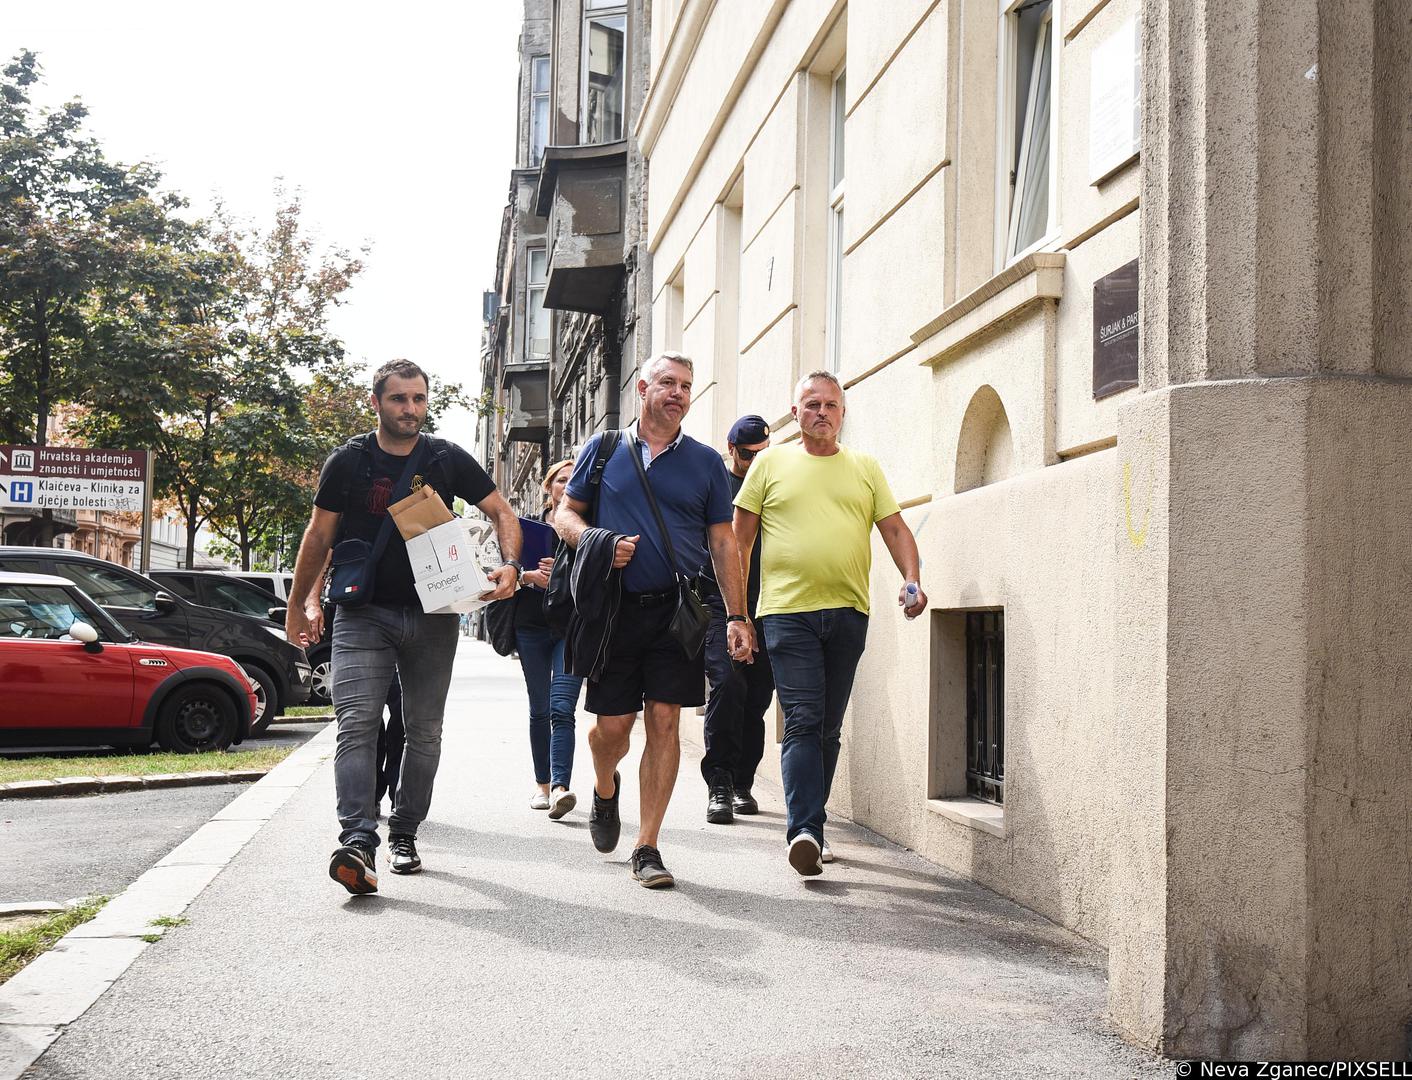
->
[0,769,269,801]
[0,722,338,1079]
[272,713,333,724]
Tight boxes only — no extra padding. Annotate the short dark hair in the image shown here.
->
[372,359,429,399]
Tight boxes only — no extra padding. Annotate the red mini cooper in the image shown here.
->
[0,572,256,753]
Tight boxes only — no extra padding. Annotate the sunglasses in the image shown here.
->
[736,447,762,461]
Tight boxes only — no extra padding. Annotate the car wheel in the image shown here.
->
[243,664,281,737]
[155,684,237,753]
[308,647,333,708]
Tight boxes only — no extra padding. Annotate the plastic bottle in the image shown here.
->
[904,582,920,618]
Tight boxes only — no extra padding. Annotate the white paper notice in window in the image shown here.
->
[1088,17,1141,184]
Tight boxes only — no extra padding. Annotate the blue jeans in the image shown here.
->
[331,604,459,848]
[761,608,869,844]
[516,626,583,789]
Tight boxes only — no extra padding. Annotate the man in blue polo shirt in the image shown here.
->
[555,352,754,888]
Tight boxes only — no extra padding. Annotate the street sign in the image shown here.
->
[0,446,148,512]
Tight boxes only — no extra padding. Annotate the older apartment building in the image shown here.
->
[639,0,1411,1062]
[479,0,652,513]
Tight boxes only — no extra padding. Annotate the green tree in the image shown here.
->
[0,50,211,543]
[76,194,365,566]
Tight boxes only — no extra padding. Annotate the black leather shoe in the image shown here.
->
[630,845,675,888]
[589,770,621,853]
[706,771,734,824]
[732,789,759,815]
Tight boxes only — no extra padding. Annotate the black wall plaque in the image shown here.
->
[1093,257,1139,399]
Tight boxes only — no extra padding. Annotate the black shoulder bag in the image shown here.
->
[626,445,710,659]
[328,437,428,608]
[544,430,622,635]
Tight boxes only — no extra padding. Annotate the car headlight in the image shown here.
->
[263,626,289,643]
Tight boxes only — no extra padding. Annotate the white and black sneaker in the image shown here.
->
[788,834,823,877]
[388,835,422,875]
[329,842,378,894]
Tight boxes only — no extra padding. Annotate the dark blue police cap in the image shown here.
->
[728,415,771,446]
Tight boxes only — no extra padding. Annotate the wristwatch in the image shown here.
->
[725,614,749,624]
[502,559,523,581]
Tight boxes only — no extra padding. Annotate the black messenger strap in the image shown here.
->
[366,436,429,567]
[625,439,685,581]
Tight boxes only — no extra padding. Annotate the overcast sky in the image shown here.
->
[2,1,523,448]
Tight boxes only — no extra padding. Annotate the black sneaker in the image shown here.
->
[328,842,378,895]
[388,834,422,875]
[630,845,675,888]
[589,770,621,853]
[732,788,759,815]
[706,770,734,825]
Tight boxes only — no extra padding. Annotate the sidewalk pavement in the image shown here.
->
[20,640,1169,1079]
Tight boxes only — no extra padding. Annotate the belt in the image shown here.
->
[623,587,678,607]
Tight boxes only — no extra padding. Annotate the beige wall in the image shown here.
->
[648,0,1140,934]
[650,0,1412,1060]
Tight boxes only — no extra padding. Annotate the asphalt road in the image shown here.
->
[1,785,243,906]
[0,722,328,906]
[24,643,1169,1079]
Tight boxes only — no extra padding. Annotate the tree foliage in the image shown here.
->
[0,52,473,570]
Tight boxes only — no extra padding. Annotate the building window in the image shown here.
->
[1000,0,1055,264]
[526,247,549,359]
[826,68,846,372]
[529,56,551,166]
[582,3,627,144]
[966,611,1005,803]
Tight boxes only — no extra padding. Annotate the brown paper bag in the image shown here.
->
[389,485,454,540]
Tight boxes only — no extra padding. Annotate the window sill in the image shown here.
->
[926,796,1005,838]
[910,252,1066,368]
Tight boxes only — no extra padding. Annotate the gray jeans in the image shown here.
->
[331,603,459,848]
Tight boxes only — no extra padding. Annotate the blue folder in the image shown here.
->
[518,516,558,568]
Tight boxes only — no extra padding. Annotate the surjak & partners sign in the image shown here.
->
[0,446,148,512]
[1093,258,1139,400]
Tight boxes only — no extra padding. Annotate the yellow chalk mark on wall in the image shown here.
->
[1123,462,1150,549]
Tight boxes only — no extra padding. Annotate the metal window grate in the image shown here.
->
[965,611,1005,804]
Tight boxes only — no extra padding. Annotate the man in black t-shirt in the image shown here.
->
[286,359,521,895]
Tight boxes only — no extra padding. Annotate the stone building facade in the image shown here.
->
[639,0,1411,1062]
[479,0,653,511]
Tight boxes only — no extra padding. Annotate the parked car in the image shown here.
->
[0,572,255,752]
[149,570,286,626]
[197,570,295,602]
[303,600,335,708]
[0,548,311,734]
[181,571,336,708]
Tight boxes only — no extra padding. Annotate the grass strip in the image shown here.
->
[0,896,109,985]
[281,706,333,718]
[0,745,293,785]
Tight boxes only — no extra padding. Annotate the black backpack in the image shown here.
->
[543,430,621,635]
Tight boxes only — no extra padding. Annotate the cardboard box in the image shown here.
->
[389,488,495,614]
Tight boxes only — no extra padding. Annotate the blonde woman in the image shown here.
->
[516,458,584,818]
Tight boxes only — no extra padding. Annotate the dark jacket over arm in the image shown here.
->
[564,527,624,681]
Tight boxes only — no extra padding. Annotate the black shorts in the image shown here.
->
[585,591,706,715]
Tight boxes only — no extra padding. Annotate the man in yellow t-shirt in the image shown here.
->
[734,370,928,877]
